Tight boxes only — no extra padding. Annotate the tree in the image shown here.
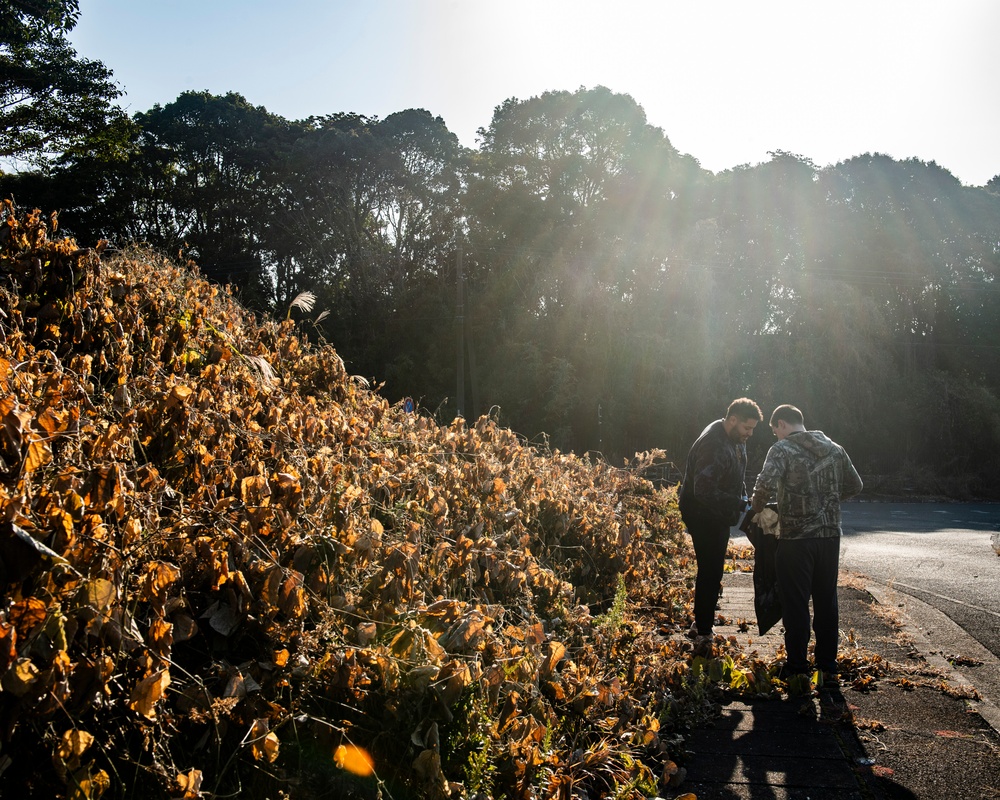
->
[129,91,301,309]
[736,153,1000,484]
[465,86,708,453]
[273,109,465,397]
[0,0,123,168]
[65,116,179,244]
[360,110,466,401]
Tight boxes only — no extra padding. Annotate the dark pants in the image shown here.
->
[775,536,841,673]
[687,518,732,636]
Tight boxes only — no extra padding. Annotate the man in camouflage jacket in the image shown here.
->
[751,404,863,677]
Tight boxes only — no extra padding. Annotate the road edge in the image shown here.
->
[863,580,1000,735]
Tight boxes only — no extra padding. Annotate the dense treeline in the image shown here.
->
[4,7,1000,494]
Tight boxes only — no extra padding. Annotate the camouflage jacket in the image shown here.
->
[751,430,863,539]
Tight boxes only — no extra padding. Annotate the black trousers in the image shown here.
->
[775,536,841,673]
[687,517,731,636]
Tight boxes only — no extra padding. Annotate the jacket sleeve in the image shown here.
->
[839,450,864,500]
[751,445,785,513]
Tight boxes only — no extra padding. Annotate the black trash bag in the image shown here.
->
[739,507,782,635]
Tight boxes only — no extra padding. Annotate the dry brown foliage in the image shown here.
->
[0,201,705,798]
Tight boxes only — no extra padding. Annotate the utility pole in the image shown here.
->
[455,246,464,419]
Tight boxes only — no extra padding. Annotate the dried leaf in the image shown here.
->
[49,507,75,549]
[435,660,472,708]
[407,664,440,692]
[9,596,48,637]
[540,641,567,679]
[175,769,203,799]
[279,571,307,618]
[249,719,280,763]
[2,523,68,578]
[0,620,16,671]
[129,669,171,720]
[86,578,116,612]
[2,657,40,696]
[240,474,270,504]
[935,730,972,739]
[35,408,61,435]
[166,384,193,409]
[204,601,241,636]
[498,690,520,731]
[148,618,173,650]
[356,622,377,646]
[122,517,142,546]
[440,612,485,651]
[143,561,181,605]
[223,670,247,698]
[67,766,110,800]
[390,628,417,659]
[525,622,546,644]
[172,613,198,643]
[411,748,442,781]
[58,729,95,760]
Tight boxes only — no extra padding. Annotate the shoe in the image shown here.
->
[775,663,810,681]
[692,635,714,658]
[687,622,712,640]
[819,670,840,687]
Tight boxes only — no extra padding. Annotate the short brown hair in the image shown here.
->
[770,404,804,426]
[726,397,763,422]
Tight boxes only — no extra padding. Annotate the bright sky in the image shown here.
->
[70,0,999,186]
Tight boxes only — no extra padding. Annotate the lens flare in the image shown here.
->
[334,744,375,777]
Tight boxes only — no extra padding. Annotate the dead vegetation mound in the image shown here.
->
[0,201,701,799]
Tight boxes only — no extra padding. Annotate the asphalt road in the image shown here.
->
[839,501,1000,661]
[729,501,1000,727]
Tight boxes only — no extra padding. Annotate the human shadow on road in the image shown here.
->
[679,687,919,799]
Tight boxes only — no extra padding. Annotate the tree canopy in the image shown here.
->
[3,57,1000,495]
[0,0,123,168]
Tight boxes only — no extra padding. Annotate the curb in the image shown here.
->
[864,581,1000,736]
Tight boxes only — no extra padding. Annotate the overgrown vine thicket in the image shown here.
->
[0,201,718,799]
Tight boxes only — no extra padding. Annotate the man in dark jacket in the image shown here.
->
[751,404,863,679]
[679,398,763,648]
